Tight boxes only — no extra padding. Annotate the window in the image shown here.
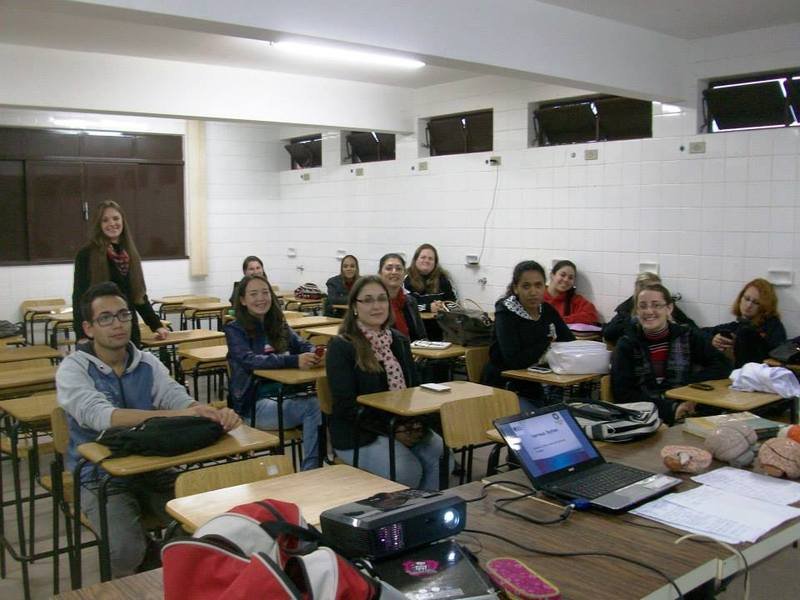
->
[343,131,396,163]
[284,134,322,169]
[424,110,493,156]
[0,127,185,265]
[704,71,800,132]
[532,95,652,146]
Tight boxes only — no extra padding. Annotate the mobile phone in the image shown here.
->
[420,383,451,392]
[527,365,553,374]
[689,383,714,391]
[314,346,326,358]
[719,331,734,340]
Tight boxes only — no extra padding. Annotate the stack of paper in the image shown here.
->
[631,467,800,544]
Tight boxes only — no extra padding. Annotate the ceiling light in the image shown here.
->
[272,41,424,69]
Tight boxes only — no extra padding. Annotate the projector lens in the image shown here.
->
[442,509,460,529]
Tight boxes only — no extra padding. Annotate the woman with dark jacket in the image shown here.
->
[326,275,447,489]
[482,260,574,411]
[604,272,696,344]
[404,243,456,341]
[379,253,426,342]
[704,278,786,368]
[324,254,359,317]
[225,274,321,470]
[611,283,731,425]
[72,200,167,347]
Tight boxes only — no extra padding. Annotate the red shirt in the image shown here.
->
[543,290,600,325]
[390,291,409,337]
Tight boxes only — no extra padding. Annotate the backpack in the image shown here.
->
[294,283,323,300]
[162,498,398,600]
[95,416,224,457]
[567,399,660,442]
[0,320,23,338]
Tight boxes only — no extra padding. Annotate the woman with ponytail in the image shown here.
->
[72,201,168,347]
[544,260,599,325]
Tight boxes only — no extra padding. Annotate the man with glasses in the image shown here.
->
[56,282,241,578]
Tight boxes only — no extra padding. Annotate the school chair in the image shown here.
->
[465,346,490,383]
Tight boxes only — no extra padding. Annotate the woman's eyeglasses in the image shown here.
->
[93,309,133,326]
[356,296,389,305]
[636,302,668,311]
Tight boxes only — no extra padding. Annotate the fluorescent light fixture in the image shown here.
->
[659,103,682,114]
[86,130,124,137]
[273,41,424,69]
[712,77,784,90]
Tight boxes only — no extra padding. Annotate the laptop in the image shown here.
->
[494,404,680,512]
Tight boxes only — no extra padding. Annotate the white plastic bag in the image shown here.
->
[544,340,611,375]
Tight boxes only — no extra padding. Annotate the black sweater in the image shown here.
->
[72,244,162,346]
[703,316,786,367]
[325,330,421,450]
[403,273,456,311]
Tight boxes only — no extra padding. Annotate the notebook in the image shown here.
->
[494,404,680,512]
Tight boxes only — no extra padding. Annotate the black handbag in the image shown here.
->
[768,338,800,364]
[96,416,225,457]
[435,300,493,346]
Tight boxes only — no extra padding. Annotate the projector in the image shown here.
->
[319,489,466,559]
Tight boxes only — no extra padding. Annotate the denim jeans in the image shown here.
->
[336,430,451,490]
[80,470,176,578]
[254,395,321,471]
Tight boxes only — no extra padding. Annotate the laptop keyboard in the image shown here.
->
[552,464,652,499]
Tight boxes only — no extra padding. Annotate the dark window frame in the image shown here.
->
[424,109,493,156]
[704,71,800,133]
[343,131,396,163]
[284,134,322,170]
[532,95,652,146]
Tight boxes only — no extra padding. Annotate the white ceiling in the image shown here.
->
[537,0,800,40]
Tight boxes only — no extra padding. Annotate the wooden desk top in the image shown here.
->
[177,345,228,362]
[502,369,600,387]
[183,301,231,311]
[253,366,325,386]
[0,392,57,423]
[420,311,436,320]
[140,329,225,348]
[358,381,500,417]
[47,312,74,323]
[666,379,782,410]
[765,358,800,375]
[282,310,305,319]
[24,304,69,315]
[304,324,340,339]
[166,464,407,532]
[0,365,57,391]
[283,296,324,305]
[54,568,163,600]
[153,294,196,303]
[411,343,471,360]
[331,304,348,311]
[0,345,62,363]
[78,425,278,477]
[286,316,342,330]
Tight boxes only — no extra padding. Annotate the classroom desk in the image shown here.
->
[665,378,797,424]
[0,392,57,599]
[182,300,231,330]
[502,368,601,402]
[357,381,502,486]
[23,304,69,345]
[53,568,163,600]
[176,344,228,400]
[285,315,342,330]
[44,313,75,350]
[252,366,326,450]
[764,357,800,376]
[0,365,57,400]
[166,464,407,532]
[0,345,62,364]
[282,296,324,313]
[140,329,225,376]
[303,324,340,340]
[74,424,278,581]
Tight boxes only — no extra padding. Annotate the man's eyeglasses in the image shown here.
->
[637,302,668,311]
[356,296,389,305]
[93,309,133,327]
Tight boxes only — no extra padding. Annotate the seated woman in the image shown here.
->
[482,260,574,411]
[225,274,321,470]
[604,272,696,344]
[324,255,359,317]
[379,253,426,342]
[611,283,731,425]
[326,275,449,490]
[543,260,600,325]
[704,278,786,368]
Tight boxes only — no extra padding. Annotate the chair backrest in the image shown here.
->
[0,358,52,373]
[600,375,614,403]
[174,454,294,498]
[177,338,228,371]
[440,389,519,449]
[315,375,333,416]
[51,406,70,455]
[464,346,490,383]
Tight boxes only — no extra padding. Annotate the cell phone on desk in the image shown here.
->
[527,365,552,374]
[688,382,714,391]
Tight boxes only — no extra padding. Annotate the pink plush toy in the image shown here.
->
[661,445,712,474]
[704,423,758,467]
[758,438,800,479]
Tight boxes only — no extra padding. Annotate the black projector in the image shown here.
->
[319,489,466,559]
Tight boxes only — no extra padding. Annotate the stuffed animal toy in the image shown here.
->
[777,424,800,444]
[758,438,800,479]
[704,422,758,467]
[661,445,712,474]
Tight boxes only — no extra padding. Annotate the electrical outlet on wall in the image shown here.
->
[465,255,480,266]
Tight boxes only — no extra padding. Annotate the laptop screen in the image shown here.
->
[496,407,600,478]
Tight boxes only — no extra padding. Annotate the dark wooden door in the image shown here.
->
[0,160,28,262]
[135,164,185,258]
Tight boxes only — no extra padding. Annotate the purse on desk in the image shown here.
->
[436,300,493,347]
[768,338,800,364]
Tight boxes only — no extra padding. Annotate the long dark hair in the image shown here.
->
[339,275,393,373]
[234,274,289,352]
[87,200,147,303]
[407,243,448,294]
[550,259,577,316]
[504,260,546,298]
[340,254,360,283]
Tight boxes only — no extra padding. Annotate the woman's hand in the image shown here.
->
[154,327,170,340]
[298,352,321,370]
[430,300,445,314]
[674,401,696,421]
[712,333,734,351]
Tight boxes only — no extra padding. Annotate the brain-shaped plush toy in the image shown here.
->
[704,423,758,467]
[661,445,712,474]
[758,438,800,479]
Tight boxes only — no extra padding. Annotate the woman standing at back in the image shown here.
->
[72,201,168,347]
